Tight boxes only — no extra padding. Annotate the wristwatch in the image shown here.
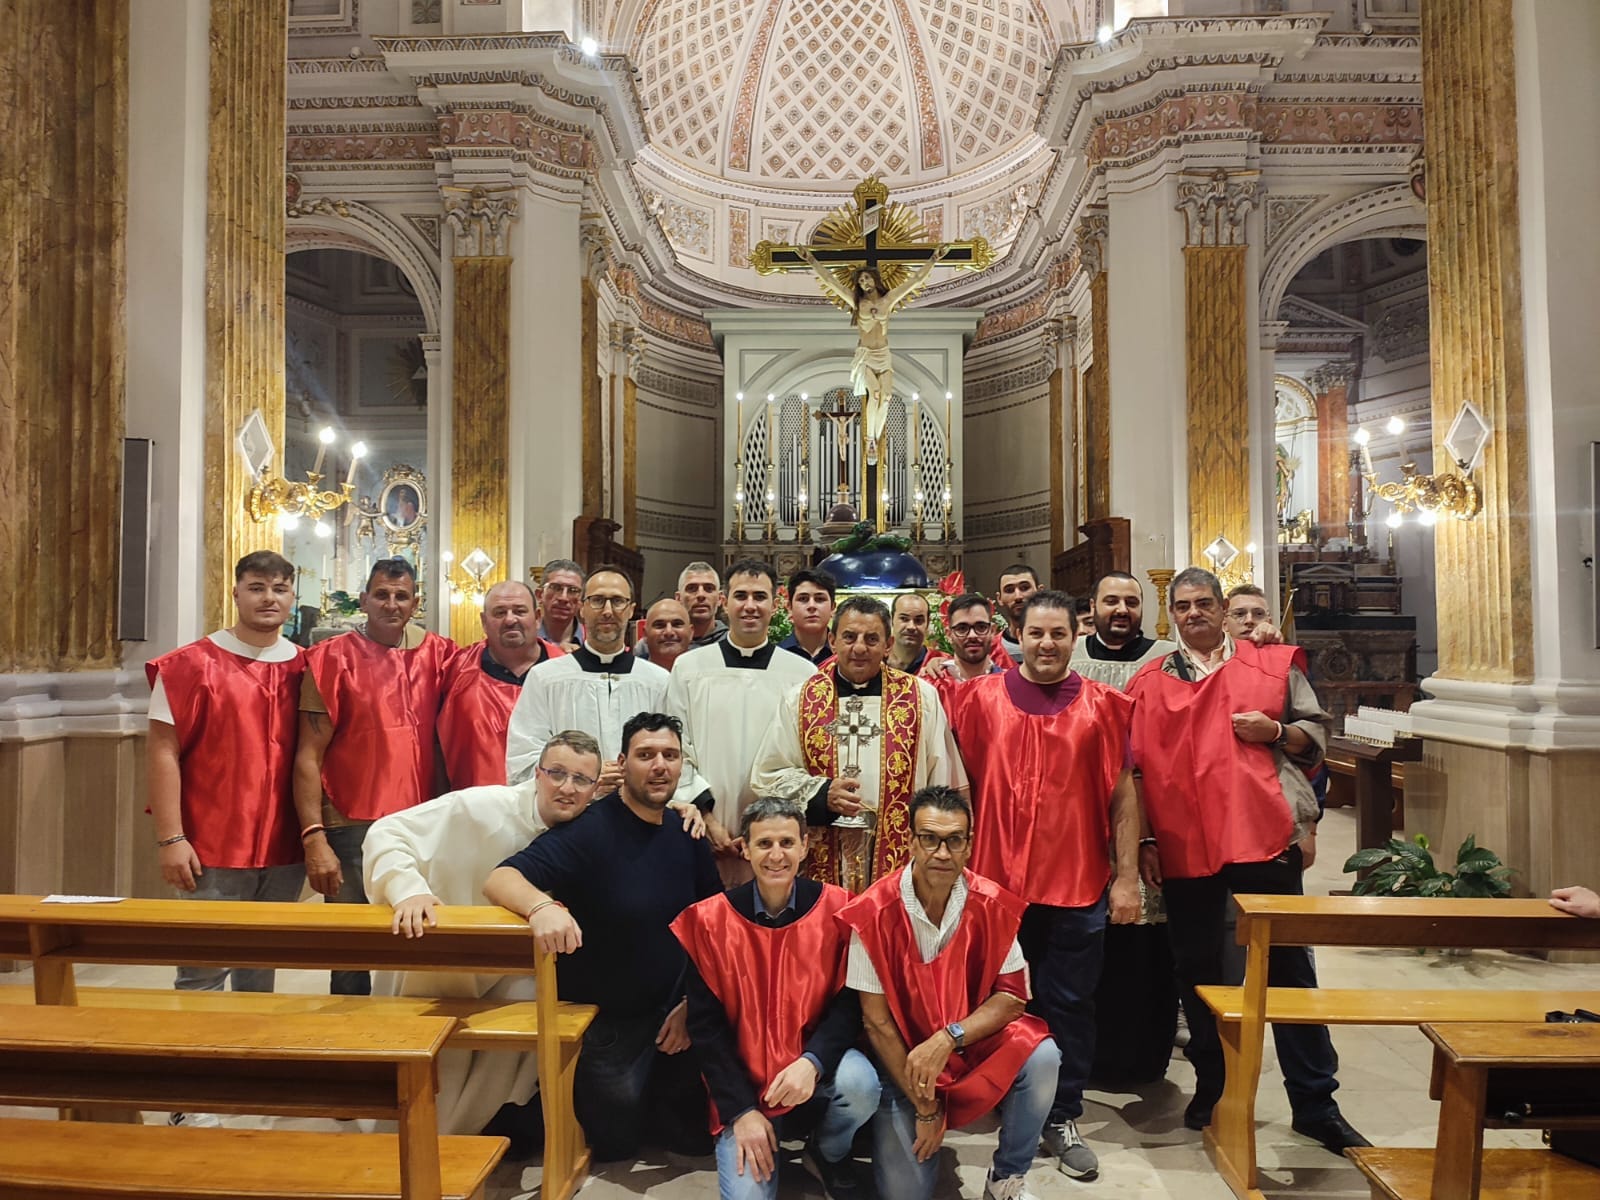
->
[944,1021,965,1050]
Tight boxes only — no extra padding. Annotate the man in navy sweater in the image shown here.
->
[486,711,722,1161]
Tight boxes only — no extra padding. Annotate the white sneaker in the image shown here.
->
[1041,1119,1099,1179]
[983,1171,1038,1200]
[167,1112,222,1128]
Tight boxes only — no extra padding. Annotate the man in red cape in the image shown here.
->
[934,589,1140,1182]
[294,556,454,995]
[673,796,877,1200]
[840,786,1059,1200]
[1129,566,1367,1155]
[437,581,561,789]
[146,550,306,996]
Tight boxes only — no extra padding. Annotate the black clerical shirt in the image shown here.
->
[1082,633,1158,661]
[684,878,862,1126]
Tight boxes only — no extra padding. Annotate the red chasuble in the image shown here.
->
[671,885,852,1134]
[145,639,304,869]
[1127,641,1304,879]
[437,640,562,789]
[796,665,923,890]
[307,629,454,821]
[947,674,1132,908]
[838,869,1049,1129]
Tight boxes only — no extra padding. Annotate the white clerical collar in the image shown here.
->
[728,638,770,657]
[582,643,627,664]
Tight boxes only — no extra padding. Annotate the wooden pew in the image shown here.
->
[0,896,595,1200]
[1193,896,1600,1200]
[0,1005,503,1200]
[1349,1021,1600,1199]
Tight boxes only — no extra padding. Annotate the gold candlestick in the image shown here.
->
[1147,568,1176,641]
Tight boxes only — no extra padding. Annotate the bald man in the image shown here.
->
[642,598,692,672]
[438,582,564,790]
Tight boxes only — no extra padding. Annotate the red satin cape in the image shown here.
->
[437,640,561,788]
[146,639,304,868]
[1127,641,1304,879]
[308,629,454,820]
[948,673,1132,908]
[838,869,1049,1128]
[671,884,852,1133]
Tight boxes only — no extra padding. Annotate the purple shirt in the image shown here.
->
[1002,668,1132,766]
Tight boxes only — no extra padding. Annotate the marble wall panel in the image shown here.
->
[1184,245,1251,568]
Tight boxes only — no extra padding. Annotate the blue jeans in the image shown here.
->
[714,1048,880,1200]
[174,864,305,992]
[1018,893,1108,1123]
[1162,844,1341,1121]
[323,822,374,996]
[873,1039,1060,1200]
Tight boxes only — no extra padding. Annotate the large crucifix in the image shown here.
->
[751,177,992,531]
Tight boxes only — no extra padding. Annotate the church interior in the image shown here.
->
[4,0,1600,1197]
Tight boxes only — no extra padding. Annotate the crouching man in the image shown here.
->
[673,796,878,1199]
[840,786,1060,1200]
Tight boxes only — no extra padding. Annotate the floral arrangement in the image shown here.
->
[829,521,913,556]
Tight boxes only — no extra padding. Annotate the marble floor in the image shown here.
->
[7,806,1600,1198]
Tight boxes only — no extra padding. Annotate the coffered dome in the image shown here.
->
[632,0,1056,189]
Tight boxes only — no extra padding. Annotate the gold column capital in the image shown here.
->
[444,185,518,257]
[1307,361,1358,395]
[1176,169,1261,247]
[1074,208,1109,278]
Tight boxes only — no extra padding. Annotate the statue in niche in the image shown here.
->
[1275,442,1301,524]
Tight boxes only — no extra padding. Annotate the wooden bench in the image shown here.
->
[1194,895,1600,1200]
[1346,1146,1600,1200]
[0,896,597,1200]
[0,1004,503,1200]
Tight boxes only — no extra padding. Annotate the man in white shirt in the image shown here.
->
[506,568,670,792]
[666,558,818,885]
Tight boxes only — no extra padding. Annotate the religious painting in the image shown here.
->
[355,334,428,408]
[383,482,422,531]
[359,465,429,559]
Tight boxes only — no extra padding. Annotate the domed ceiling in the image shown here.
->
[632,0,1057,189]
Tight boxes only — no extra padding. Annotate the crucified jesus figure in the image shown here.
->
[797,245,949,463]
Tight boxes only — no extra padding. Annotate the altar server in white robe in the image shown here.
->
[750,594,966,892]
[362,729,603,1138]
[506,568,669,793]
[665,558,818,885]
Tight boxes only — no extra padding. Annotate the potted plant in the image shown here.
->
[1343,833,1515,899]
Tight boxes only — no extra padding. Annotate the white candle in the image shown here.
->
[910,396,920,465]
[767,399,777,466]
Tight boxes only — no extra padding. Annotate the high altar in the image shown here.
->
[706,308,980,582]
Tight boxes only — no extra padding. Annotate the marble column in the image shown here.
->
[623,330,643,546]
[1177,170,1260,575]
[579,229,606,521]
[0,0,129,671]
[1308,362,1356,544]
[202,0,286,633]
[1077,212,1111,524]
[1044,319,1075,560]
[444,189,515,647]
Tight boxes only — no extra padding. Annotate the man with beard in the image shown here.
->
[921,593,1006,686]
[666,559,817,885]
[1129,567,1367,1155]
[751,596,965,893]
[779,568,837,667]
[536,559,586,650]
[505,568,669,793]
[641,596,693,671]
[437,581,562,789]
[639,561,727,661]
[1068,572,1176,693]
[486,713,722,1161]
[295,556,455,995]
[994,564,1039,663]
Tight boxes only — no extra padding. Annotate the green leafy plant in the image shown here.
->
[829,521,912,555]
[1343,833,1515,899]
[325,590,361,617]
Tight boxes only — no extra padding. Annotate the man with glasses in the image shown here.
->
[935,590,1139,1181]
[1128,567,1367,1155]
[537,558,586,650]
[505,568,670,792]
[841,786,1058,1200]
[295,556,455,995]
[665,559,818,885]
[362,730,608,1147]
[922,593,1006,685]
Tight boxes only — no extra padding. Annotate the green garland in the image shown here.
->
[829,521,913,555]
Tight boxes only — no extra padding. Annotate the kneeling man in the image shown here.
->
[841,786,1060,1200]
[361,730,604,1139]
[674,796,878,1199]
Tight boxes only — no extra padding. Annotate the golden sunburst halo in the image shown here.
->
[810,197,933,315]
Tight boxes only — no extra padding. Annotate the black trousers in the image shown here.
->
[575,1008,709,1161]
[1162,845,1341,1121]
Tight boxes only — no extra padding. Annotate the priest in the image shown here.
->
[505,568,670,792]
[751,595,965,893]
[438,581,562,790]
[665,559,817,885]
[1067,571,1176,692]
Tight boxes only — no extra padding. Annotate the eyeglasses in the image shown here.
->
[543,583,582,597]
[949,622,993,638]
[537,765,599,790]
[914,832,970,854]
[583,595,631,610]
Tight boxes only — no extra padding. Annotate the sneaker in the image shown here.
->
[1041,1119,1099,1180]
[805,1139,867,1200]
[983,1171,1038,1200]
[167,1112,221,1128]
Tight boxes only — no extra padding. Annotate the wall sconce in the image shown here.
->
[443,547,495,606]
[1355,401,1487,524]
[246,423,367,526]
[1202,536,1255,590]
